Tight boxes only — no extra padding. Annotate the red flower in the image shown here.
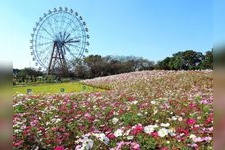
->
[13,140,24,147]
[151,131,158,138]
[176,128,189,136]
[189,103,196,108]
[205,113,213,124]
[84,113,95,122]
[160,147,169,150]
[128,96,135,101]
[131,124,143,135]
[107,133,116,139]
[54,146,65,150]
[187,118,196,125]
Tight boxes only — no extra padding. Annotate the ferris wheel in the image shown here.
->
[30,7,89,75]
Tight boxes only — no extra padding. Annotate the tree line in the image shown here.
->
[157,49,213,70]
[13,49,213,82]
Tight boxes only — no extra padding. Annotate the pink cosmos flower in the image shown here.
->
[192,137,204,143]
[107,133,116,139]
[187,118,196,125]
[176,128,189,136]
[131,124,143,135]
[84,113,95,121]
[54,146,65,150]
[151,131,158,138]
[160,147,169,150]
[131,142,140,150]
[112,141,140,150]
[13,140,24,147]
[189,103,196,108]
[200,99,209,104]
[205,113,213,124]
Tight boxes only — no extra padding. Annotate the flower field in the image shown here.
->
[13,70,213,149]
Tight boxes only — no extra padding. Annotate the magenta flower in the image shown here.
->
[160,147,169,150]
[131,142,140,150]
[151,131,158,138]
[205,113,213,124]
[187,118,196,125]
[107,133,116,139]
[131,124,143,135]
[54,146,65,150]
[13,140,24,147]
[189,103,196,108]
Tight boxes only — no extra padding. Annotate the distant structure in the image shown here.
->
[30,7,89,76]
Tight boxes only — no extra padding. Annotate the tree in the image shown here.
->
[200,50,213,69]
[84,55,106,77]
[16,68,43,83]
[159,50,204,70]
[158,57,172,70]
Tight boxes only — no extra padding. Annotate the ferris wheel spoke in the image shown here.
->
[36,44,53,55]
[64,45,79,57]
[52,15,58,36]
[66,43,83,52]
[34,41,53,47]
[46,20,56,38]
[42,49,53,65]
[67,36,83,42]
[62,17,75,34]
[71,35,83,39]
[37,52,52,67]
[60,14,66,33]
[54,15,61,36]
[56,14,64,36]
[65,38,80,43]
[38,35,53,41]
[40,26,55,39]
[67,24,81,35]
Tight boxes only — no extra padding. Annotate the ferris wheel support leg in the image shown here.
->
[48,43,57,74]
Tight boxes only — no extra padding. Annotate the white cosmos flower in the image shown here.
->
[144,125,155,134]
[131,100,138,104]
[160,123,170,127]
[114,129,123,137]
[158,128,168,137]
[171,116,177,121]
[151,100,157,105]
[153,109,158,115]
[178,116,183,121]
[81,137,94,149]
[52,118,61,124]
[92,133,109,145]
[137,113,142,116]
[168,128,176,136]
[189,134,197,140]
[112,117,119,125]
[127,135,134,140]
[124,129,131,136]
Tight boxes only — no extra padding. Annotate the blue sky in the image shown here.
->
[214,0,225,46]
[0,0,212,69]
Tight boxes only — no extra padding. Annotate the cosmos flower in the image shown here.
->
[92,132,109,145]
[114,129,123,137]
[112,117,119,125]
[54,146,65,150]
[131,124,143,135]
[158,128,168,137]
[144,125,155,134]
[160,123,170,127]
[187,118,196,125]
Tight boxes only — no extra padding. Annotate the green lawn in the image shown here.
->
[13,82,104,94]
